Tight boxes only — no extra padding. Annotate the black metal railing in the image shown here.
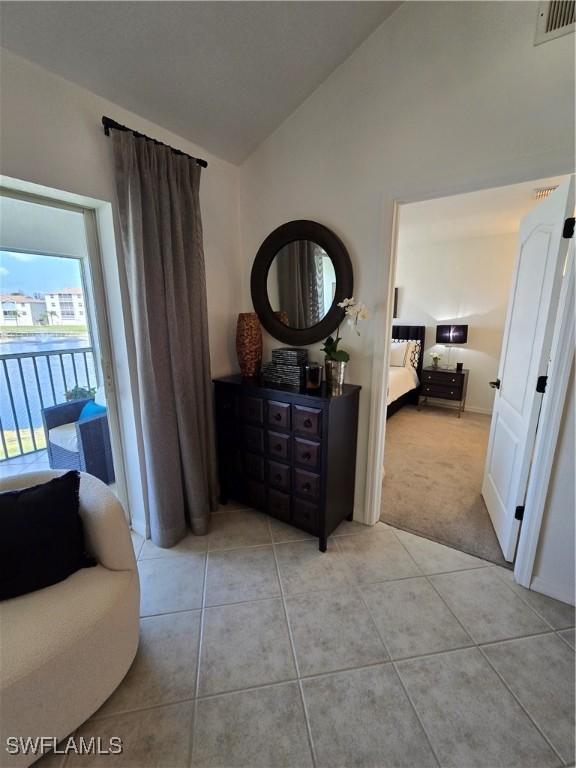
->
[0,347,97,461]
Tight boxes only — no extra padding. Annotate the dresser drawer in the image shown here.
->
[267,489,291,523]
[247,480,266,511]
[242,396,264,424]
[293,498,319,534]
[422,370,464,387]
[245,452,264,481]
[267,401,291,431]
[243,425,264,453]
[294,467,321,500]
[267,460,291,493]
[293,405,322,438]
[267,431,290,461]
[422,383,463,400]
[294,438,321,470]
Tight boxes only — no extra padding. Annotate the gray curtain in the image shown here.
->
[111,131,218,546]
[278,241,324,327]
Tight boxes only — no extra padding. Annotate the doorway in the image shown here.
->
[378,175,571,566]
[0,191,128,513]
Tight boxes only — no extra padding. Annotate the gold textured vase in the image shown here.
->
[236,313,262,378]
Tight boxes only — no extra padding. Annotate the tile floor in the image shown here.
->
[39,507,574,768]
[0,448,50,479]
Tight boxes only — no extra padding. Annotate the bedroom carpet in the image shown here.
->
[381,405,509,566]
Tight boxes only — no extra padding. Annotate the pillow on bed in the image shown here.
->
[404,340,418,368]
[390,341,408,367]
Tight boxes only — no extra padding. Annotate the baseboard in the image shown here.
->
[464,406,493,416]
[530,575,575,607]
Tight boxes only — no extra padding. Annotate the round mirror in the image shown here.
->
[251,221,353,346]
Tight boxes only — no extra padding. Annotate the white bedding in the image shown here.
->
[387,366,419,405]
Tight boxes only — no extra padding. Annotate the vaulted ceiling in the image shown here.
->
[0,1,400,163]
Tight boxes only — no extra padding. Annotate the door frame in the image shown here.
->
[0,186,131,518]
[367,177,573,586]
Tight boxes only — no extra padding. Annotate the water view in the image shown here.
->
[0,250,97,459]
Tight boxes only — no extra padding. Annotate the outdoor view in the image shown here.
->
[0,249,97,462]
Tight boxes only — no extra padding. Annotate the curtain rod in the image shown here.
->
[101,116,208,168]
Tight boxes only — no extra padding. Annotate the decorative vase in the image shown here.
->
[325,359,347,395]
[236,313,262,378]
[432,358,439,369]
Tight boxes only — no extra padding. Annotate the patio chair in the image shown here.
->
[42,398,115,485]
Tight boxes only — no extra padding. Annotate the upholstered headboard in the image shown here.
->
[391,325,426,382]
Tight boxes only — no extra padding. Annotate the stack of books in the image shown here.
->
[261,347,308,389]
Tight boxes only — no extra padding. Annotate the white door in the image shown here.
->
[482,176,574,561]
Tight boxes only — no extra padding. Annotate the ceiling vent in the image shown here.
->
[534,185,559,200]
[535,1,575,44]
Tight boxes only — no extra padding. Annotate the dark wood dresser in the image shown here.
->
[420,367,469,417]
[213,375,361,551]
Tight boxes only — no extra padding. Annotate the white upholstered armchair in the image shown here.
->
[0,471,140,768]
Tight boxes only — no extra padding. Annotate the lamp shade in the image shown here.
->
[436,324,468,344]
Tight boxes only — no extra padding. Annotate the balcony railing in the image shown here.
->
[0,347,97,461]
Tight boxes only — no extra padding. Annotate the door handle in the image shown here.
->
[489,379,501,390]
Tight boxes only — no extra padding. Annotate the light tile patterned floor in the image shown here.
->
[40,508,575,768]
[0,449,50,479]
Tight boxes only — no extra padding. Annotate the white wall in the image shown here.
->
[531,360,575,606]
[0,49,243,532]
[395,232,517,414]
[239,1,575,519]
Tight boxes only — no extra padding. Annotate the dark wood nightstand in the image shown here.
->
[419,367,469,417]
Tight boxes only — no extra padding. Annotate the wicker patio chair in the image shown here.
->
[42,398,115,485]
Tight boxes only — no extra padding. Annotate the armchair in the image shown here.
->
[42,398,115,485]
[0,470,139,767]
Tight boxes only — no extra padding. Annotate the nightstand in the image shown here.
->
[420,367,469,417]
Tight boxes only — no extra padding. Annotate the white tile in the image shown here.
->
[139,532,208,559]
[337,529,421,584]
[362,577,472,659]
[430,568,549,643]
[394,528,487,575]
[204,546,280,606]
[286,588,388,676]
[198,599,296,695]
[192,683,313,767]
[275,539,353,596]
[138,554,205,616]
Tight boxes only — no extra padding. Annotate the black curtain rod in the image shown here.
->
[101,116,208,168]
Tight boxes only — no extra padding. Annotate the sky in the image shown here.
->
[0,251,83,297]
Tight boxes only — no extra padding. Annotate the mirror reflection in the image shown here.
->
[267,240,336,329]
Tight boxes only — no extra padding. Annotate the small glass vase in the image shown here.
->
[431,358,439,369]
[325,359,347,395]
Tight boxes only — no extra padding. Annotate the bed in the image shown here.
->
[386,324,425,418]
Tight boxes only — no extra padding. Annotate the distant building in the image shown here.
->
[0,294,45,326]
[44,288,86,325]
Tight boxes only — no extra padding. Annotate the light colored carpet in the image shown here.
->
[381,405,509,566]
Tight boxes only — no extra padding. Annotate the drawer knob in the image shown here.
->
[302,452,311,461]
[274,444,282,452]
[274,474,282,482]
[304,418,312,428]
[302,482,311,492]
[274,413,282,421]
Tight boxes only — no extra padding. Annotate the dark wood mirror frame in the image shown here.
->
[250,220,354,346]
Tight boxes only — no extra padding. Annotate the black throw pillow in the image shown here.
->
[0,471,96,601]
